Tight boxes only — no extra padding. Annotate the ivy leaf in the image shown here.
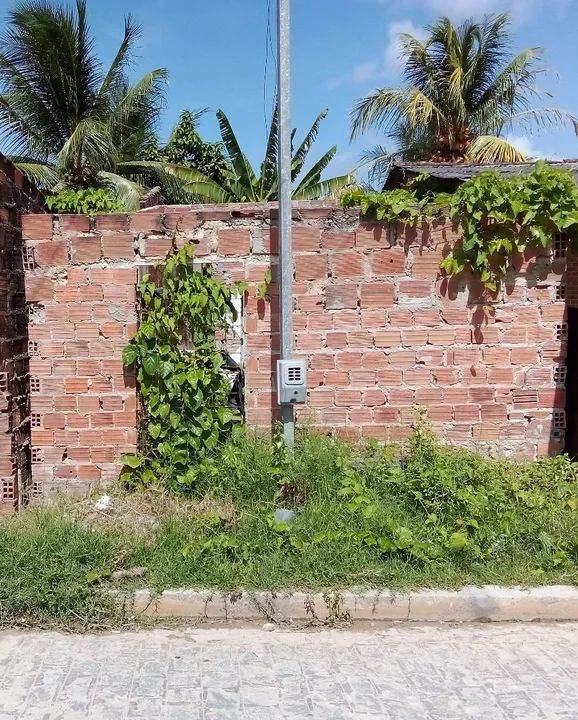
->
[121,453,143,469]
[122,345,138,366]
[149,423,162,440]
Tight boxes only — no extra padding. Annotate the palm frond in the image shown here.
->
[466,135,526,163]
[98,170,143,210]
[293,174,352,200]
[216,110,257,200]
[10,157,57,187]
[292,108,328,180]
[293,146,337,197]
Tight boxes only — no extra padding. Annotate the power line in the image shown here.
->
[263,0,277,140]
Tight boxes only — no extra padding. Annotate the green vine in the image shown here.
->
[341,162,578,288]
[121,244,243,491]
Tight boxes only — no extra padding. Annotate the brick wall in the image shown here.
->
[0,155,44,513]
[22,201,569,498]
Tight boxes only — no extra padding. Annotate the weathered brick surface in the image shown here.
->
[0,155,45,512]
[23,201,573,496]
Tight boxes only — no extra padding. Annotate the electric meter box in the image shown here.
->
[276,359,307,404]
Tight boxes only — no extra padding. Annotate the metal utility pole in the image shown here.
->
[277,0,295,446]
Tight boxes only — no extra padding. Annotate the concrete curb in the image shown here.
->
[125,586,578,623]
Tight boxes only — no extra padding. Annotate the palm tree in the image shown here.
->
[175,108,351,202]
[351,13,578,184]
[0,0,167,209]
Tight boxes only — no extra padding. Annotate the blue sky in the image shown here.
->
[1,0,577,176]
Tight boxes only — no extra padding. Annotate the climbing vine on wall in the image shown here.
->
[341,162,578,289]
[121,244,243,491]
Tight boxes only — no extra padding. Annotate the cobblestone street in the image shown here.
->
[0,623,577,719]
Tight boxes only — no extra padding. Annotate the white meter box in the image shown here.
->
[276,359,307,404]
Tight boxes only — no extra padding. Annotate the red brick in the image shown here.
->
[218,229,251,255]
[404,367,432,385]
[22,214,54,240]
[481,404,508,421]
[510,347,538,365]
[363,389,386,406]
[348,408,373,423]
[361,351,388,369]
[70,236,101,263]
[348,330,374,348]
[411,252,443,279]
[389,350,416,367]
[293,227,321,252]
[360,283,395,309]
[331,252,365,278]
[326,332,348,349]
[96,214,128,231]
[349,370,376,386]
[65,378,89,393]
[488,367,514,385]
[335,352,364,370]
[355,225,387,250]
[310,354,335,370]
[483,347,511,365]
[399,280,432,298]
[60,214,90,233]
[101,233,135,260]
[130,212,162,233]
[308,313,334,331]
[370,249,405,275]
[335,389,362,406]
[325,370,349,386]
[387,308,414,326]
[294,254,327,281]
[373,406,400,422]
[295,332,323,350]
[332,310,361,329]
[360,310,386,328]
[25,276,55,302]
[374,329,401,348]
[34,240,68,267]
[325,284,358,310]
[454,405,481,422]
[144,236,173,257]
[402,329,429,346]
[321,232,354,250]
[309,388,334,407]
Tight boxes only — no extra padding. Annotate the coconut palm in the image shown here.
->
[0,0,168,209]
[175,107,351,202]
[351,13,578,184]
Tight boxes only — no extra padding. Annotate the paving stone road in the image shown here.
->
[0,623,577,719]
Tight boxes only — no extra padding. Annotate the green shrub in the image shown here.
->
[46,187,123,214]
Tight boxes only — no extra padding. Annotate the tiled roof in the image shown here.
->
[390,160,578,181]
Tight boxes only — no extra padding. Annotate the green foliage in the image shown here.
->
[341,162,578,287]
[0,507,121,628]
[0,0,168,209]
[142,109,230,202]
[350,13,577,182]
[2,425,578,626]
[121,243,242,492]
[443,162,578,288]
[178,107,351,202]
[46,187,124,214]
[340,186,450,223]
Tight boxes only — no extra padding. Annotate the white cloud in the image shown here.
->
[385,20,428,72]
[328,62,379,89]
[506,134,555,160]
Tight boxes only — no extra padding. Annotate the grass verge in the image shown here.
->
[2,420,578,628]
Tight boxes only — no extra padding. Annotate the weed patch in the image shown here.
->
[2,419,578,627]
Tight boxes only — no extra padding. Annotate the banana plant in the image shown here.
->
[170,107,352,202]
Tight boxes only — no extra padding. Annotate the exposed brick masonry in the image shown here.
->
[0,155,44,512]
[22,201,571,497]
